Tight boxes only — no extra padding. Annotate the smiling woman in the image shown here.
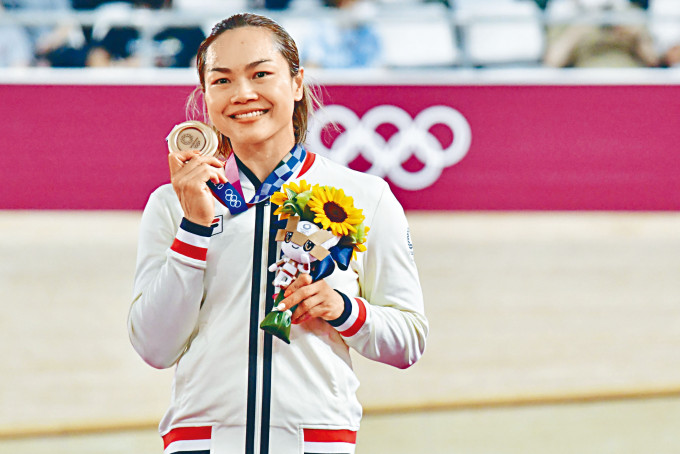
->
[201,26,304,180]
[196,15,315,170]
[127,12,427,454]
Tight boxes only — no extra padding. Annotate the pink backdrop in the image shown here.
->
[2,84,678,210]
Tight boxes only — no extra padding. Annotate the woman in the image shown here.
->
[128,13,427,454]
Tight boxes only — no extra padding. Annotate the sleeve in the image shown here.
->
[127,188,212,369]
[328,182,428,369]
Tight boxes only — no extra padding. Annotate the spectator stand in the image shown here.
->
[0,1,678,69]
[452,0,546,68]
[648,0,680,67]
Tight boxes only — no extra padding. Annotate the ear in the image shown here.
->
[292,67,304,102]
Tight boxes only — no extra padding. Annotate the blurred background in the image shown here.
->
[1,0,680,453]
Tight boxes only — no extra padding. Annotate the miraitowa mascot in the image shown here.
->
[260,180,369,344]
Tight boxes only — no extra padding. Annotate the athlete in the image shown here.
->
[128,13,428,454]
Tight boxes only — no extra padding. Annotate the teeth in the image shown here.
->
[233,110,266,119]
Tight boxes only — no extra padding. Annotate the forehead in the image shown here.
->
[205,26,281,69]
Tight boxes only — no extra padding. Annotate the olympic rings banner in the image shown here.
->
[1,83,679,210]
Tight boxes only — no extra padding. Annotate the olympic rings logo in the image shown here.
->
[215,185,242,208]
[224,188,242,208]
[308,105,472,190]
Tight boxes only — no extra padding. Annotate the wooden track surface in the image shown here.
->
[1,211,679,436]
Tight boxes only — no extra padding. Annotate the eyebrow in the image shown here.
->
[208,59,273,74]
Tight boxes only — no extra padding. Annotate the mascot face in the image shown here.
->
[282,220,339,263]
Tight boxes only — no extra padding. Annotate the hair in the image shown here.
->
[189,13,319,157]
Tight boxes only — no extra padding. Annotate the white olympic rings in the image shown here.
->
[308,105,472,190]
[215,185,242,208]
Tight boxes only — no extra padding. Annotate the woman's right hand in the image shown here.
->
[168,150,227,227]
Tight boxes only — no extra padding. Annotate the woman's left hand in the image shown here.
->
[277,274,344,324]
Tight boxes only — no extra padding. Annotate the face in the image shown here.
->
[202,27,304,153]
[282,220,320,263]
[281,220,340,263]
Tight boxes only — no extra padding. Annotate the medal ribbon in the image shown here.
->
[208,145,306,215]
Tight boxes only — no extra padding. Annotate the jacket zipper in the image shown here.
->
[247,201,276,454]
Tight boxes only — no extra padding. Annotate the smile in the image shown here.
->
[231,110,268,119]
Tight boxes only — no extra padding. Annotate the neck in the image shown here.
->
[232,140,295,182]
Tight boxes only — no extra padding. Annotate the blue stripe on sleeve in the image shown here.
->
[328,290,352,327]
[180,217,214,237]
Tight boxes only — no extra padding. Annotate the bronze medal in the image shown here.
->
[166,121,219,157]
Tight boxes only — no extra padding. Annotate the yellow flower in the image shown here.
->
[271,180,311,206]
[350,225,370,260]
[308,185,364,237]
[271,180,312,219]
[270,192,288,208]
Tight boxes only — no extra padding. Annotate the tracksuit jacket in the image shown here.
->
[128,151,428,454]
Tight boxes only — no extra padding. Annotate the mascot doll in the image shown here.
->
[260,180,369,344]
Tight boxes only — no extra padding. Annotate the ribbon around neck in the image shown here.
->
[207,145,306,215]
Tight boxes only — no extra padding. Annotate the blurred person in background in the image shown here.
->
[86,0,204,67]
[543,0,659,67]
[658,43,680,67]
[533,0,648,10]
[648,0,680,68]
[0,3,33,66]
[300,0,382,68]
[2,0,88,66]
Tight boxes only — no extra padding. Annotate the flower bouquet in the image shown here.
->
[259,180,369,343]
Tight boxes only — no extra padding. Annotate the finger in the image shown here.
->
[290,292,325,324]
[276,280,315,313]
[295,313,312,325]
[293,283,345,323]
[168,149,200,175]
[174,156,227,186]
[184,162,226,185]
[283,273,312,298]
[169,152,225,178]
[204,156,227,170]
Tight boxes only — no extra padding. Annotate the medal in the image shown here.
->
[166,120,219,157]
[166,121,306,217]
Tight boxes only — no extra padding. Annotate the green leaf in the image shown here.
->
[285,187,297,199]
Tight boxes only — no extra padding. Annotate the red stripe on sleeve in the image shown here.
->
[171,238,208,261]
[163,426,212,448]
[304,429,357,443]
[340,298,367,337]
[297,152,316,177]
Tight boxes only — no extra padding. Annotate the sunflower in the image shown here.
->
[349,224,370,260]
[271,180,312,219]
[308,185,364,236]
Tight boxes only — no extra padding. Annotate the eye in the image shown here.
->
[254,71,269,79]
[303,240,314,252]
[284,232,293,243]
[213,77,230,85]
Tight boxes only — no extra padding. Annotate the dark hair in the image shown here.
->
[193,13,318,156]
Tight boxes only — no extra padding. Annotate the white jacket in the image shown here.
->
[128,152,428,454]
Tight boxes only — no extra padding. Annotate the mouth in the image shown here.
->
[230,109,269,120]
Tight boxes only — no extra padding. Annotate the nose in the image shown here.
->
[230,79,258,104]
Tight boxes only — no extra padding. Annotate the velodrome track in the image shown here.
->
[2,66,680,453]
[1,210,679,453]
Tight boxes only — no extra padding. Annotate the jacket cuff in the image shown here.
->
[170,218,213,262]
[328,290,367,337]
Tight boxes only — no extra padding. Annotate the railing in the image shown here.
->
[1,4,679,68]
